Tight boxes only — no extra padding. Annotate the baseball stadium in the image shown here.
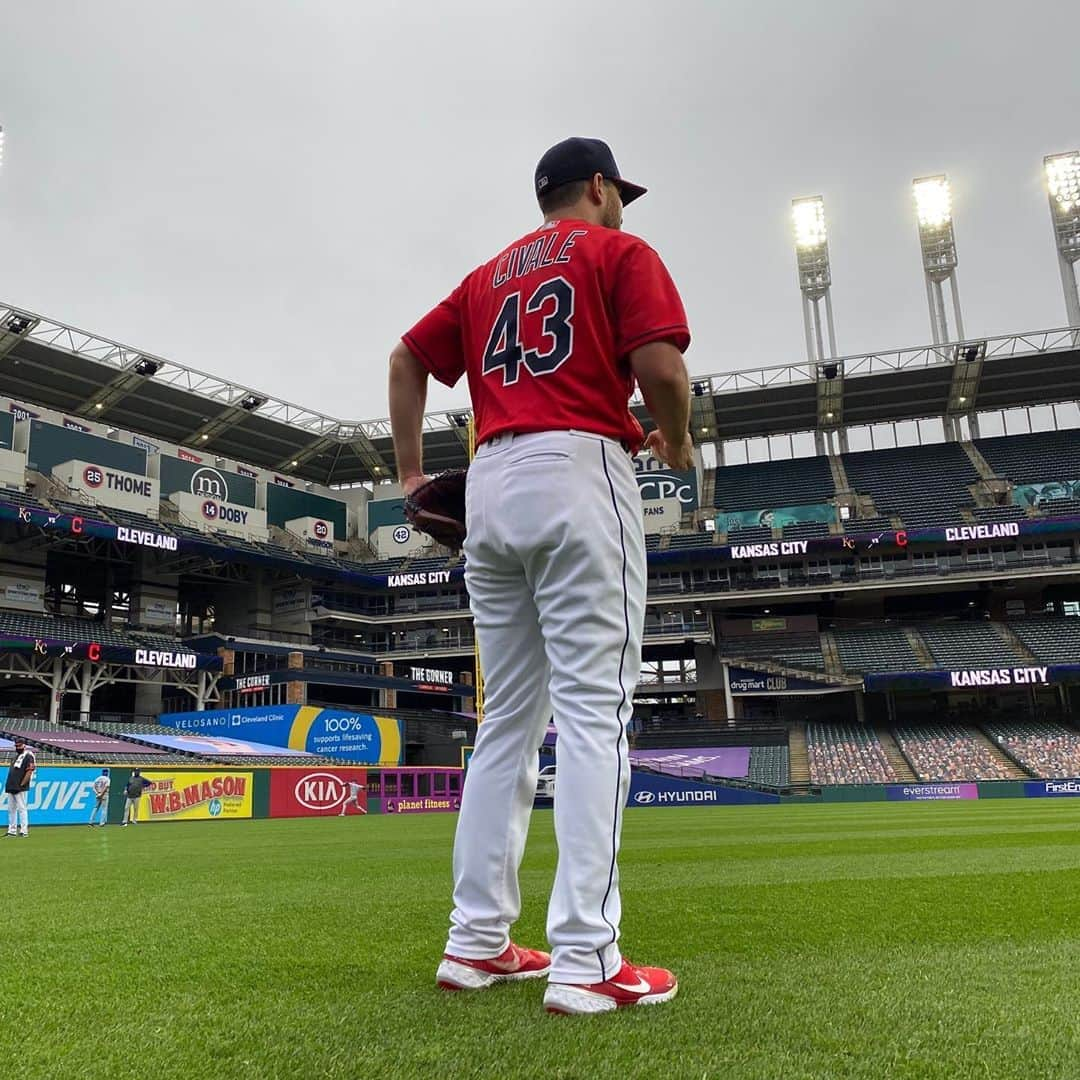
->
[4,150,1080,1075]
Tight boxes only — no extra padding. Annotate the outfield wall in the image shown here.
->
[9,767,1080,826]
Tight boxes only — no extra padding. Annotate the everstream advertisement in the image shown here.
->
[137,771,253,821]
[158,705,403,764]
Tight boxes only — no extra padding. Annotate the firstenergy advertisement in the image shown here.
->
[137,771,253,821]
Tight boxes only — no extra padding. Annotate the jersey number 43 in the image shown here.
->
[481,277,574,386]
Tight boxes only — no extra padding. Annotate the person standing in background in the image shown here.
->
[4,736,36,838]
[121,769,149,826]
[89,768,110,827]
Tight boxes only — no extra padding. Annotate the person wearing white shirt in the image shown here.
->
[88,768,110,827]
[339,780,367,816]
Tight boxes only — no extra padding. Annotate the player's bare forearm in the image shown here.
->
[388,342,430,494]
[630,341,693,470]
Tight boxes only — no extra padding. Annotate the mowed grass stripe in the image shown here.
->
[2,801,1079,1079]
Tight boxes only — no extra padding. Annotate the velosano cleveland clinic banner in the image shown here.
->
[158,705,402,764]
[137,771,253,821]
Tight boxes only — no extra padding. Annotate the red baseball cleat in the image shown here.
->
[436,942,551,991]
[543,960,678,1015]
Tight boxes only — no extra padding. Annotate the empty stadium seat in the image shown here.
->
[1008,616,1080,664]
[976,430,1080,485]
[833,627,922,673]
[721,631,825,671]
[842,443,978,527]
[713,455,834,512]
[747,744,790,787]
[918,623,1024,668]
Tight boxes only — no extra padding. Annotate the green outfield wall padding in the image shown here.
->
[821,784,888,802]
[977,780,1027,798]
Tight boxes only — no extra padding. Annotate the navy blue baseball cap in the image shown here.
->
[535,138,647,206]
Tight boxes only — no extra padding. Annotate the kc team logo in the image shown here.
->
[190,466,229,503]
[82,464,104,489]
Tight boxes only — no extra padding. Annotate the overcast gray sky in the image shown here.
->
[0,0,1077,422]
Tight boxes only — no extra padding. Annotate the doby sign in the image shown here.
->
[171,490,269,540]
[55,459,157,515]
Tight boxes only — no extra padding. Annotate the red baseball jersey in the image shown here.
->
[402,220,690,452]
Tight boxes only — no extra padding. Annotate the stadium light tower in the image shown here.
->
[791,196,838,365]
[1044,152,1080,326]
[913,175,964,344]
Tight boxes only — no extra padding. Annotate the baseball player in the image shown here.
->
[4,736,36,837]
[89,768,110,827]
[388,137,692,1014]
[338,779,367,816]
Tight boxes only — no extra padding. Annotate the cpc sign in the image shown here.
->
[82,465,104,489]
[635,467,698,511]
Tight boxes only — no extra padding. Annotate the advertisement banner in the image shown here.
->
[886,783,979,801]
[158,705,403,764]
[629,747,751,780]
[727,666,834,695]
[627,770,779,807]
[719,503,835,531]
[0,576,44,612]
[641,498,682,535]
[17,730,162,755]
[1024,779,1080,798]
[634,463,699,511]
[269,768,369,817]
[1012,480,1080,508]
[0,767,101,825]
[124,733,310,757]
[137,771,253,821]
[380,793,461,814]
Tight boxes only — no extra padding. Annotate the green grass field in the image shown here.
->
[3,801,1080,1079]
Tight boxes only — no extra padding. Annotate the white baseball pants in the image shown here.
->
[6,791,28,835]
[447,430,646,984]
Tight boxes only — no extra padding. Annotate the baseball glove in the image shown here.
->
[403,469,468,551]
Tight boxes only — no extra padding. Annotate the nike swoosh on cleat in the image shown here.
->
[611,976,652,994]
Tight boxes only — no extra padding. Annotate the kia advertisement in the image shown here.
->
[269,767,369,817]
